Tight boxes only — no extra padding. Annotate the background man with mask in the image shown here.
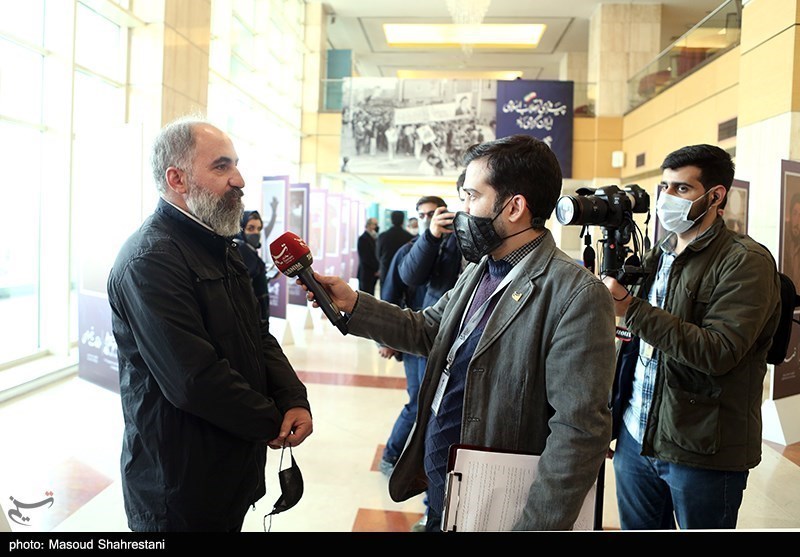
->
[357,217,380,295]
[406,217,420,236]
[233,210,270,325]
[299,134,616,531]
[603,144,781,530]
[107,116,313,532]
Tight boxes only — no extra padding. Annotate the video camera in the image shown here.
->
[555,184,651,285]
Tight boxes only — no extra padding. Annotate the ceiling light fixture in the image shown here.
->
[396,69,523,80]
[445,0,492,56]
[383,24,544,48]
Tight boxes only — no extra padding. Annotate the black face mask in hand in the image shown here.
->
[264,443,304,531]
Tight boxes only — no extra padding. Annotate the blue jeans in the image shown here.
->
[613,424,748,530]
[383,354,426,462]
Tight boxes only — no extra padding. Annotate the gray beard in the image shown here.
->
[185,181,243,237]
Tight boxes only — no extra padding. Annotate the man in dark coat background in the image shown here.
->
[376,210,413,298]
[356,217,380,295]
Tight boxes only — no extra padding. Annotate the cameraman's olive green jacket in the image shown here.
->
[612,218,781,471]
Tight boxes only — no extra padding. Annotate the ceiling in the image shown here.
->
[318,0,729,80]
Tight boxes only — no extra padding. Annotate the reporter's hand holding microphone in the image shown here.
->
[269,231,358,331]
[297,271,357,315]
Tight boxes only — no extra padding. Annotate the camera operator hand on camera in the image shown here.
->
[602,275,632,317]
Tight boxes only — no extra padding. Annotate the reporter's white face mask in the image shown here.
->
[656,189,713,234]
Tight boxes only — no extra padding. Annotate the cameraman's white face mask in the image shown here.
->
[656,189,714,234]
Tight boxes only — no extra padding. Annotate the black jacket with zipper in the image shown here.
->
[107,199,309,531]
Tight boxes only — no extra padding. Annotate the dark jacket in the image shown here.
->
[232,237,269,322]
[356,231,379,284]
[107,199,310,531]
[382,237,426,311]
[612,218,781,471]
[376,225,413,289]
[398,229,461,309]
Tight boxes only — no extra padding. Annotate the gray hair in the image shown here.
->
[150,115,208,194]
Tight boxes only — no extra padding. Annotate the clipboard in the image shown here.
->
[442,444,603,532]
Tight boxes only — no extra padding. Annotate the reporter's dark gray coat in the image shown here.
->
[346,232,616,530]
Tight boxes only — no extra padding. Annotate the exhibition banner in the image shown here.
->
[309,189,327,263]
[262,176,289,320]
[340,197,352,280]
[341,77,576,177]
[324,193,342,278]
[287,183,310,306]
[496,79,574,178]
[349,199,361,280]
[341,78,496,176]
[776,160,800,400]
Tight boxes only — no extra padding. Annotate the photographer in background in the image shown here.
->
[603,144,781,530]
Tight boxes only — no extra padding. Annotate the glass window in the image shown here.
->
[208,0,304,187]
[0,0,130,369]
[75,1,124,82]
[0,121,42,363]
[231,15,254,60]
[72,70,125,135]
[233,0,256,22]
[0,0,44,46]
[0,37,44,124]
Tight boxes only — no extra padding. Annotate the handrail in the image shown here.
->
[626,0,741,112]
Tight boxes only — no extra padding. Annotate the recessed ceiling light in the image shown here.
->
[383,23,545,48]
[396,69,523,80]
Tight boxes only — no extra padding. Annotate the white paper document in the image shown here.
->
[442,446,598,532]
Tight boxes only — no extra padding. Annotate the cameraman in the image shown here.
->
[602,144,781,530]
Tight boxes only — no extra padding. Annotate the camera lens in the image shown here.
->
[556,196,578,225]
[556,195,611,226]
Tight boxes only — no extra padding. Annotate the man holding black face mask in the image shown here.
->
[603,144,781,530]
[299,134,617,531]
[108,117,312,532]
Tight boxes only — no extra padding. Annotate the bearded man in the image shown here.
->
[107,117,312,532]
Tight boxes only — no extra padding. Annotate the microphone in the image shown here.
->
[269,231,348,335]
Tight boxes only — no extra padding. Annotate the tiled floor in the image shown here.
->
[1,303,799,534]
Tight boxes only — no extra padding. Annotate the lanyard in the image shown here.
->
[430,259,524,417]
[447,261,523,369]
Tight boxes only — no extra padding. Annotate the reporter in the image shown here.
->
[300,135,615,531]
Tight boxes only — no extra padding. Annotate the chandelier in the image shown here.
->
[445,0,492,57]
